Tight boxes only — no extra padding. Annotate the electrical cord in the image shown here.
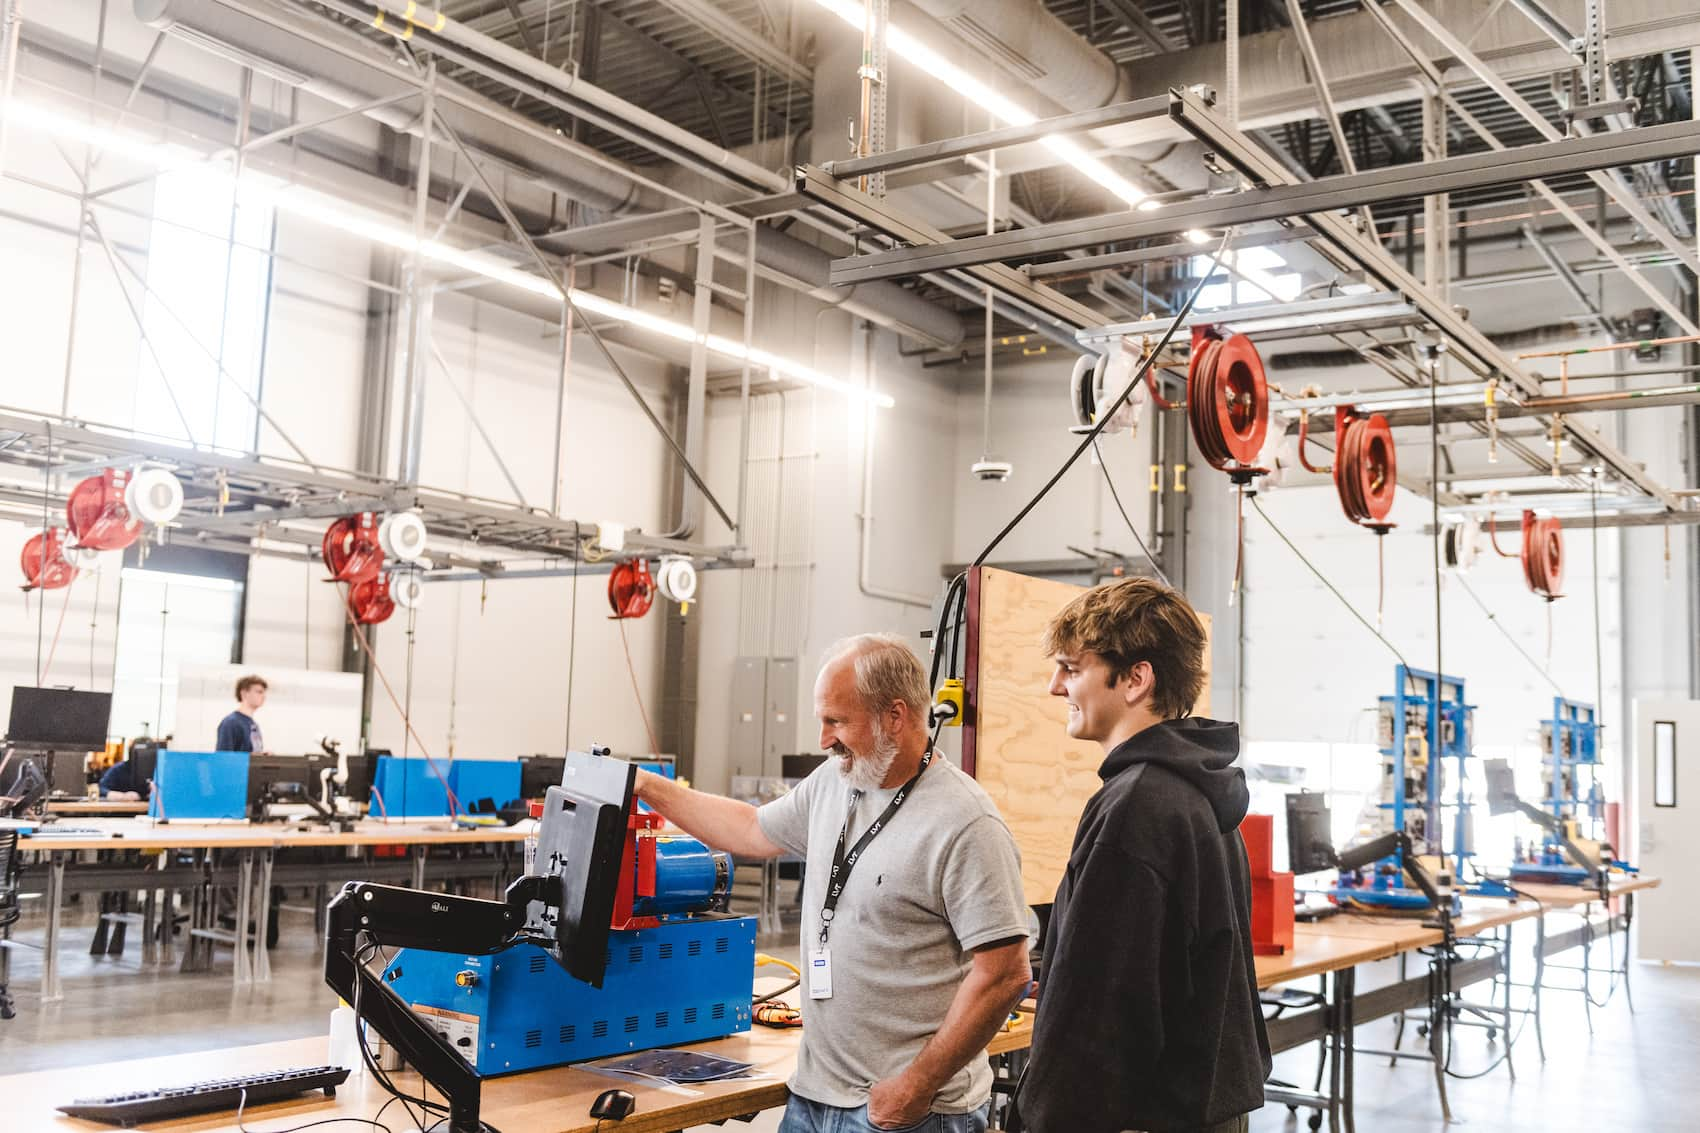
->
[1248,495,1411,670]
[234,1087,394,1133]
[1451,572,1566,695]
[924,234,1233,696]
[1089,437,1171,587]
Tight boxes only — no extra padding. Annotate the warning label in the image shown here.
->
[412,1003,480,1065]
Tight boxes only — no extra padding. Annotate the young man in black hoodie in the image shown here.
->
[1017,577,1270,1133]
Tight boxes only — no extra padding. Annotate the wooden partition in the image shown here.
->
[964,567,1210,906]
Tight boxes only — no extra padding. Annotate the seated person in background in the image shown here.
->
[98,746,152,802]
[217,674,268,753]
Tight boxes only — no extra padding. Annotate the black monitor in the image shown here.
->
[519,755,565,799]
[341,753,375,807]
[47,750,88,797]
[1482,757,1519,817]
[533,749,636,986]
[7,687,111,748]
[1285,791,1337,875]
[782,754,828,780]
[246,755,325,815]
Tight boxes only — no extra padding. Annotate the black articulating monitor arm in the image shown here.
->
[1332,829,1449,923]
[323,872,563,1133]
[1505,797,1612,897]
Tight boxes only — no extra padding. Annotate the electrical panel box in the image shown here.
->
[383,915,758,1076]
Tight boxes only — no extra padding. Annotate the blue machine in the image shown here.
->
[383,916,757,1075]
[1512,698,1603,884]
[1334,666,1483,909]
[148,751,250,820]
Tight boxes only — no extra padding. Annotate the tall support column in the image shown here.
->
[394,58,435,486]
[1422,91,1449,298]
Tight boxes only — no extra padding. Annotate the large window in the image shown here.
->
[108,568,243,744]
[134,169,275,451]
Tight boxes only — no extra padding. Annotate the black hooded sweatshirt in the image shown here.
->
[1018,718,1272,1133]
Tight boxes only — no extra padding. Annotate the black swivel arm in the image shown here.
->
[1332,830,1445,911]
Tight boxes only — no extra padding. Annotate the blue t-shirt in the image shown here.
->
[216,711,263,753]
[98,761,151,799]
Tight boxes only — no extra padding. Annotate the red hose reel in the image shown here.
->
[607,559,655,620]
[1521,511,1564,600]
[1187,329,1270,475]
[21,528,78,591]
[347,574,397,625]
[1333,410,1398,529]
[322,513,385,583]
[65,469,142,552]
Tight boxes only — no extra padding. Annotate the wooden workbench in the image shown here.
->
[43,799,149,816]
[18,817,533,853]
[12,1013,1034,1133]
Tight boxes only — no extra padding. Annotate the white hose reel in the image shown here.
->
[655,556,698,604]
[1442,516,1482,573]
[378,511,429,563]
[125,467,184,526]
[1069,338,1149,437]
[389,570,425,610]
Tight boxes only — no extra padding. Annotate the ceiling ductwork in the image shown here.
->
[135,0,967,349]
[908,0,1130,112]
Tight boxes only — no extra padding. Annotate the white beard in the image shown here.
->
[836,723,901,793]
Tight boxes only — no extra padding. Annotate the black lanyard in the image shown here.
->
[819,751,932,945]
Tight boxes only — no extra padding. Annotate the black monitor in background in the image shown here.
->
[520,755,566,799]
[7,687,111,748]
[341,753,375,807]
[246,755,328,815]
[1285,791,1336,875]
[47,751,87,797]
[781,754,827,780]
[128,739,161,786]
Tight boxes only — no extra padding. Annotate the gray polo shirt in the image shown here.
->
[757,754,1029,1113]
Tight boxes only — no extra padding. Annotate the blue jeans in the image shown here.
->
[778,1094,990,1133]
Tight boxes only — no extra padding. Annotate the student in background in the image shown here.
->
[217,675,268,753]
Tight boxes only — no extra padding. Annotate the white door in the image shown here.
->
[1634,699,1700,963]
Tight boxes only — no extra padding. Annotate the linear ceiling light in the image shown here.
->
[812,0,1148,208]
[7,97,893,409]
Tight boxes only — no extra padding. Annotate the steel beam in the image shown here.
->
[1099,0,1178,53]
[824,113,1700,284]
[823,96,1169,180]
[1024,225,1318,278]
[1383,0,1700,279]
[648,0,812,89]
[794,165,1106,330]
[1160,88,1680,512]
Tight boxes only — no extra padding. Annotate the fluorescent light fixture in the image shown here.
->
[813,0,1148,208]
[1080,292,1419,345]
[8,97,892,409]
[1269,382,1501,414]
[1438,495,1664,522]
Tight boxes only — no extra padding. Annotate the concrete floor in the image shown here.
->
[3,900,1696,1132]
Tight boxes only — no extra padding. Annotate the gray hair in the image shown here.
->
[823,633,931,721]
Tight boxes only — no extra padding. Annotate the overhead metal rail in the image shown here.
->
[0,409,749,572]
[824,107,1700,284]
[793,165,1107,332]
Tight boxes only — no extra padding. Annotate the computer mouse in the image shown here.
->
[589,1088,635,1121]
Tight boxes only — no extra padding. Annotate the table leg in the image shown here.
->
[1580,904,1594,1034]
[1429,950,1451,1123]
[253,850,274,983]
[1622,892,1635,1013]
[1342,965,1357,1133]
[142,888,157,967]
[1532,909,1547,1061]
[1328,969,1344,1133]
[1500,924,1516,1082]
[42,858,65,1003]
[232,851,253,986]
[1388,952,1407,1065]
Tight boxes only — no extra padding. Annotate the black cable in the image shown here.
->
[1452,573,1566,695]
[968,234,1232,577]
[1090,438,1171,587]
[234,1086,393,1133]
[1248,495,1411,670]
[752,977,800,1005]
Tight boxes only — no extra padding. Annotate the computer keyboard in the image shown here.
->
[58,1065,351,1127]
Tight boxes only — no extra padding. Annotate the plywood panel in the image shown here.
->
[969,567,1210,906]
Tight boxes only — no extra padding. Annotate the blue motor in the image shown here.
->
[632,835,733,917]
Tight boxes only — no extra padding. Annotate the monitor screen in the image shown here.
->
[1285,791,1336,875]
[531,750,635,987]
[519,755,565,800]
[1481,757,1519,816]
[7,687,112,748]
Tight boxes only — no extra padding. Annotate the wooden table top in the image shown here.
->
[44,800,149,815]
[1512,874,1661,910]
[17,818,534,854]
[1295,917,1444,950]
[1452,898,1543,937]
[1255,931,1405,988]
[13,1014,1033,1132]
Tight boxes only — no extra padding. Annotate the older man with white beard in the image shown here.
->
[632,633,1031,1133]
